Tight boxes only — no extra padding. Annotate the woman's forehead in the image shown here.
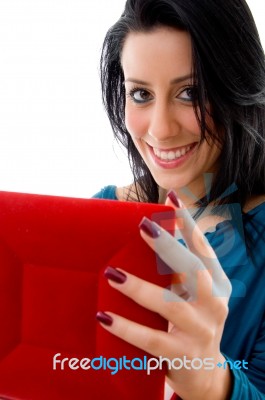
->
[121,27,193,81]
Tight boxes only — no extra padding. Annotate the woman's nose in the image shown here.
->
[148,102,179,142]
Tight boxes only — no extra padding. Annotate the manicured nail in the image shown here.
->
[104,266,127,284]
[139,217,161,238]
[167,190,182,208]
[96,311,113,326]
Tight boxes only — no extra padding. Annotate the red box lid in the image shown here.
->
[0,192,175,400]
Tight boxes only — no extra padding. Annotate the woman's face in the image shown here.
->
[121,27,221,198]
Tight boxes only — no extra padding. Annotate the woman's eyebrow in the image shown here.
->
[124,74,193,85]
[170,74,193,84]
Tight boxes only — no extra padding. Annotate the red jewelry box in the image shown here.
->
[0,191,175,400]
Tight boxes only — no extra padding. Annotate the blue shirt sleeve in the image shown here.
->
[92,185,118,200]
[208,203,265,398]
[223,351,265,399]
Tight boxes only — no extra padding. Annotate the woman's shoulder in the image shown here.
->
[92,185,118,200]
[243,194,265,214]
[114,184,145,201]
[199,195,265,238]
[91,184,138,201]
[242,195,265,232]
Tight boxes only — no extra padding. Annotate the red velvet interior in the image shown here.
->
[0,192,175,399]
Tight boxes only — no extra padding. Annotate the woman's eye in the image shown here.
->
[178,87,198,102]
[129,89,152,103]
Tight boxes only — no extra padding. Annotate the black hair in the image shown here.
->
[100,0,265,209]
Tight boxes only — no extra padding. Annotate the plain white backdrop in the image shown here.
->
[0,0,264,198]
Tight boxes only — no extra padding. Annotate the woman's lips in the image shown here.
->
[148,142,198,169]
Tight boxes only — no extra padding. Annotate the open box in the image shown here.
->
[0,192,175,400]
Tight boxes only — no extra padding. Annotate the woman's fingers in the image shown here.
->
[139,219,212,300]
[165,192,232,299]
[166,190,217,262]
[106,268,198,328]
[138,191,232,300]
[96,311,179,359]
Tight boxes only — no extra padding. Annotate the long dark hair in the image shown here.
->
[100,0,265,208]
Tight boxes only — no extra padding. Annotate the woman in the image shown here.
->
[94,0,265,398]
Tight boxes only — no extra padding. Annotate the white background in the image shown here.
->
[0,0,264,198]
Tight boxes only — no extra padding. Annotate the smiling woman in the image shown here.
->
[94,0,265,399]
[98,0,265,207]
[0,1,263,198]
[121,28,221,199]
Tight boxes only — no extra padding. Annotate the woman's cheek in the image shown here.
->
[125,106,148,139]
[181,109,202,137]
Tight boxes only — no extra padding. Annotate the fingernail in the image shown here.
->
[104,266,127,284]
[139,217,161,238]
[96,311,113,326]
[167,190,182,208]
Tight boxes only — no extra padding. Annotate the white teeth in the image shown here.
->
[154,148,160,156]
[153,145,192,161]
[167,151,175,160]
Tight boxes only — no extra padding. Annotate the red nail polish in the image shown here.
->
[96,311,113,326]
[167,190,181,208]
[139,217,160,238]
[104,266,127,283]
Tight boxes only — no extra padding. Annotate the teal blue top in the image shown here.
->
[93,185,265,399]
[93,185,118,200]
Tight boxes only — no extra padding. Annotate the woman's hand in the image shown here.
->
[96,190,233,400]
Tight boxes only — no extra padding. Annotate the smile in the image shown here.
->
[148,142,198,169]
[153,144,194,161]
